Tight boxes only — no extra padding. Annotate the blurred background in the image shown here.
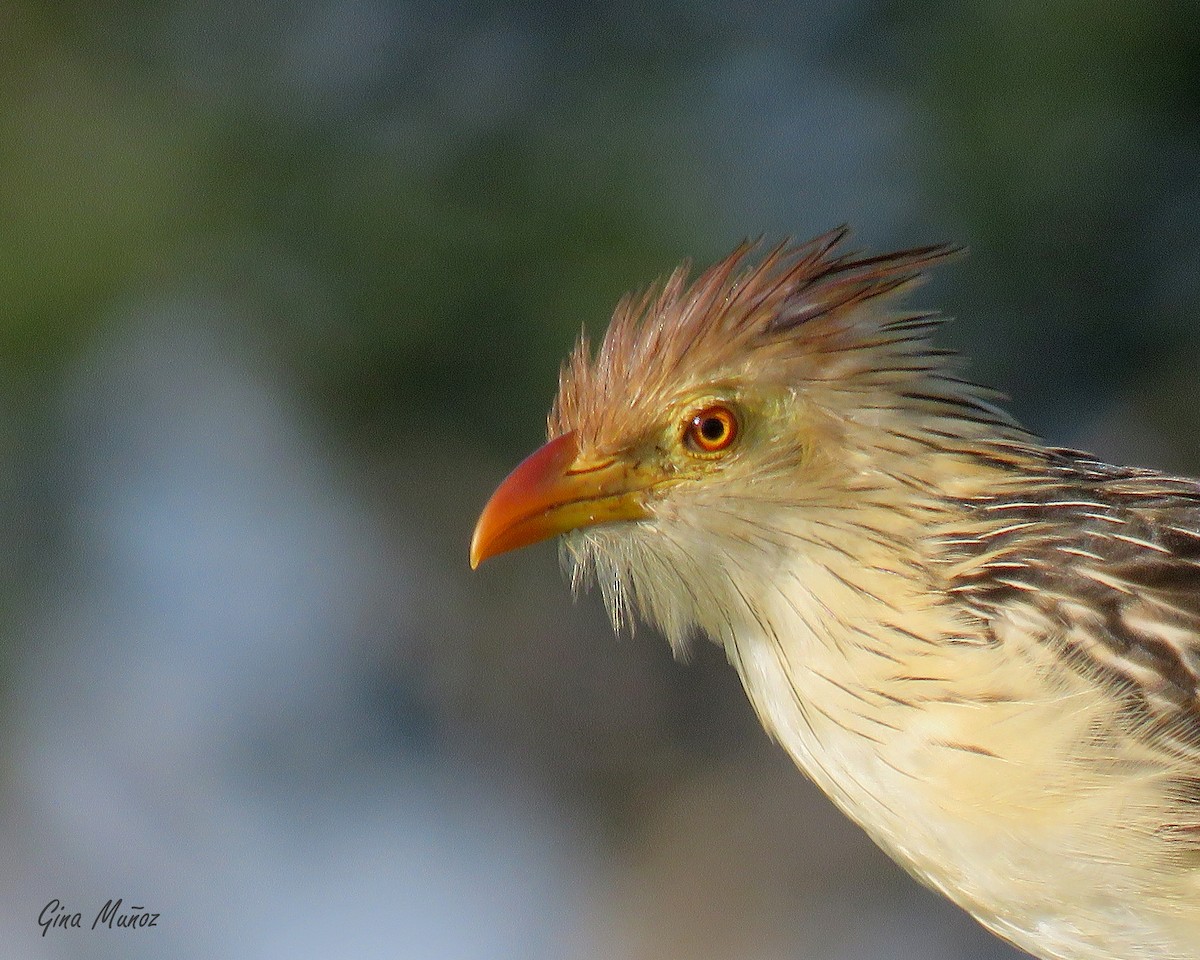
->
[2,1,1198,957]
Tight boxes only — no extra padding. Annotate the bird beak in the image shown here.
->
[470,430,653,568]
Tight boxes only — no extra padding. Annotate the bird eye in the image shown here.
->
[684,405,738,455]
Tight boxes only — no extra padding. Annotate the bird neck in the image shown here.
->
[706,472,988,822]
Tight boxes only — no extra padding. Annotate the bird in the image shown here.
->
[469,227,1200,960]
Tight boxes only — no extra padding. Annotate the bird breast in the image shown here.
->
[718,551,1200,960]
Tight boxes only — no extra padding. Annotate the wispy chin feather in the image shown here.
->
[559,523,718,657]
[558,500,800,659]
[560,532,633,634]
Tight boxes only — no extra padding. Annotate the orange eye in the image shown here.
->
[685,405,738,454]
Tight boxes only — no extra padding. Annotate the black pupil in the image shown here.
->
[700,416,725,441]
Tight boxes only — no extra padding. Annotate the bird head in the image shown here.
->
[471,229,1023,648]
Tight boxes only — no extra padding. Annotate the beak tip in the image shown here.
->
[469,527,486,570]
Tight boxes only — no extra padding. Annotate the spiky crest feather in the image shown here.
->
[549,227,1020,458]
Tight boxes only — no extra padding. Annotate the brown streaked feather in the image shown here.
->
[948,450,1200,760]
[771,238,960,331]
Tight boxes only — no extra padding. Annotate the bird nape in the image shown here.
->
[470,227,1200,960]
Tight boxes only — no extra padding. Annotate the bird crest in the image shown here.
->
[550,227,972,453]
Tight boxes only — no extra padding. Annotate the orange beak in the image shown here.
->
[470,430,654,568]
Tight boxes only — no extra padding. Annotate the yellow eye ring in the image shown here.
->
[685,405,739,454]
